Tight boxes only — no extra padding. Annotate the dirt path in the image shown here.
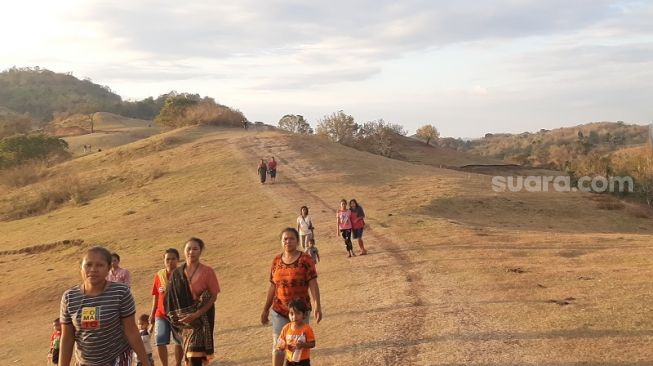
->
[233,133,430,364]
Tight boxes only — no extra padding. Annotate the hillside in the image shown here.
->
[464,121,649,167]
[1,127,653,365]
[0,67,168,122]
[392,134,503,167]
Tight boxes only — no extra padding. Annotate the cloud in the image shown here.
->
[74,0,640,88]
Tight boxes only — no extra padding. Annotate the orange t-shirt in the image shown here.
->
[278,323,315,361]
[270,253,317,317]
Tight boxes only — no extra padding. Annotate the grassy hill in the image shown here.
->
[50,112,160,156]
[466,121,650,167]
[1,127,652,365]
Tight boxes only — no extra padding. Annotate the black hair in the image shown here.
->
[280,227,299,240]
[300,206,309,215]
[187,237,205,251]
[111,252,121,262]
[53,318,60,323]
[340,198,347,205]
[349,199,358,207]
[85,246,113,266]
[138,314,149,322]
[288,298,308,313]
[165,248,180,259]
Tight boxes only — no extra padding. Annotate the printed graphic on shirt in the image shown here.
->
[81,306,101,329]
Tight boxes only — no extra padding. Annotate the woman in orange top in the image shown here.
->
[261,228,321,366]
[165,238,220,366]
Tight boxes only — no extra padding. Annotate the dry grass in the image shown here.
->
[0,175,88,221]
[0,161,49,188]
[1,127,653,365]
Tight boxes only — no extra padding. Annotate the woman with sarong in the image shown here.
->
[165,238,220,366]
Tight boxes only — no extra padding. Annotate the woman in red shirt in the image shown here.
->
[261,228,322,366]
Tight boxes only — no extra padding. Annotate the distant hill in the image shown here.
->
[463,121,649,168]
[0,67,167,123]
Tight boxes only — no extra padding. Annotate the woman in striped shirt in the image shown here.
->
[58,246,151,366]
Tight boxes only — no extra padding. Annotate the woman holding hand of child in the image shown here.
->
[261,228,322,366]
[58,246,151,366]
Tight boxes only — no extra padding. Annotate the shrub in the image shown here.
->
[0,161,49,187]
[0,133,70,169]
[0,175,87,221]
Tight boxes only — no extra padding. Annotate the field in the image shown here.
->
[1,126,652,365]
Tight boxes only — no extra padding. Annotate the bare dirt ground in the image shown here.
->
[1,127,653,365]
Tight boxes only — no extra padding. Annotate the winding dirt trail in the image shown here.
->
[232,133,430,364]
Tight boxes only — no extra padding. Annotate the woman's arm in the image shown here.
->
[58,323,75,366]
[261,282,276,325]
[308,278,322,323]
[122,314,151,366]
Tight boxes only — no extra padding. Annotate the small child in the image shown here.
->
[47,318,61,365]
[305,238,320,264]
[276,299,316,366]
[135,314,155,366]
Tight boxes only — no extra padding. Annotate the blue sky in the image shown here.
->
[1,0,651,137]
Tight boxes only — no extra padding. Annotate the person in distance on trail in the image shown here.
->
[268,156,278,183]
[305,238,320,264]
[258,159,268,184]
[296,206,314,250]
[336,199,355,257]
[47,318,62,365]
[349,199,368,255]
[107,252,132,287]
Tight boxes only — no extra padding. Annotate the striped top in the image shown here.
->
[60,282,135,365]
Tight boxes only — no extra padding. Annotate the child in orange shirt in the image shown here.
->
[276,299,316,366]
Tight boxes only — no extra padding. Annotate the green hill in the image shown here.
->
[0,67,167,123]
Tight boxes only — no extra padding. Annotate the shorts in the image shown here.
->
[271,309,310,353]
[155,317,181,346]
[352,228,364,239]
[269,169,277,178]
[287,359,311,366]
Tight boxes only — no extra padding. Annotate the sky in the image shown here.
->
[0,0,652,138]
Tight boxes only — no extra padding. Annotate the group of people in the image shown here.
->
[55,238,220,366]
[257,157,278,184]
[52,193,369,366]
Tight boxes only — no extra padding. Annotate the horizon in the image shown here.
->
[1,1,652,138]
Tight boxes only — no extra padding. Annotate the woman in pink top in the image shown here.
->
[165,238,220,366]
[336,199,356,257]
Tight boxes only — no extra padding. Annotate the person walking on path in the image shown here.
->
[58,246,151,366]
[258,159,268,184]
[107,252,132,287]
[150,248,183,366]
[268,157,278,183]
[261,228,322,366]
[296,206,314,249]
[336,199,355,257]
[275,299,316,366]
[349,199,368,255]
[165,238,220,366]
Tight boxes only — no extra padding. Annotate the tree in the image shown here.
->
[0,133,69,169]
[278,114,313,134]
[357,119,407,157]
[415,124,440,146]
[315,111,358,145]
[154,94,201,128]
